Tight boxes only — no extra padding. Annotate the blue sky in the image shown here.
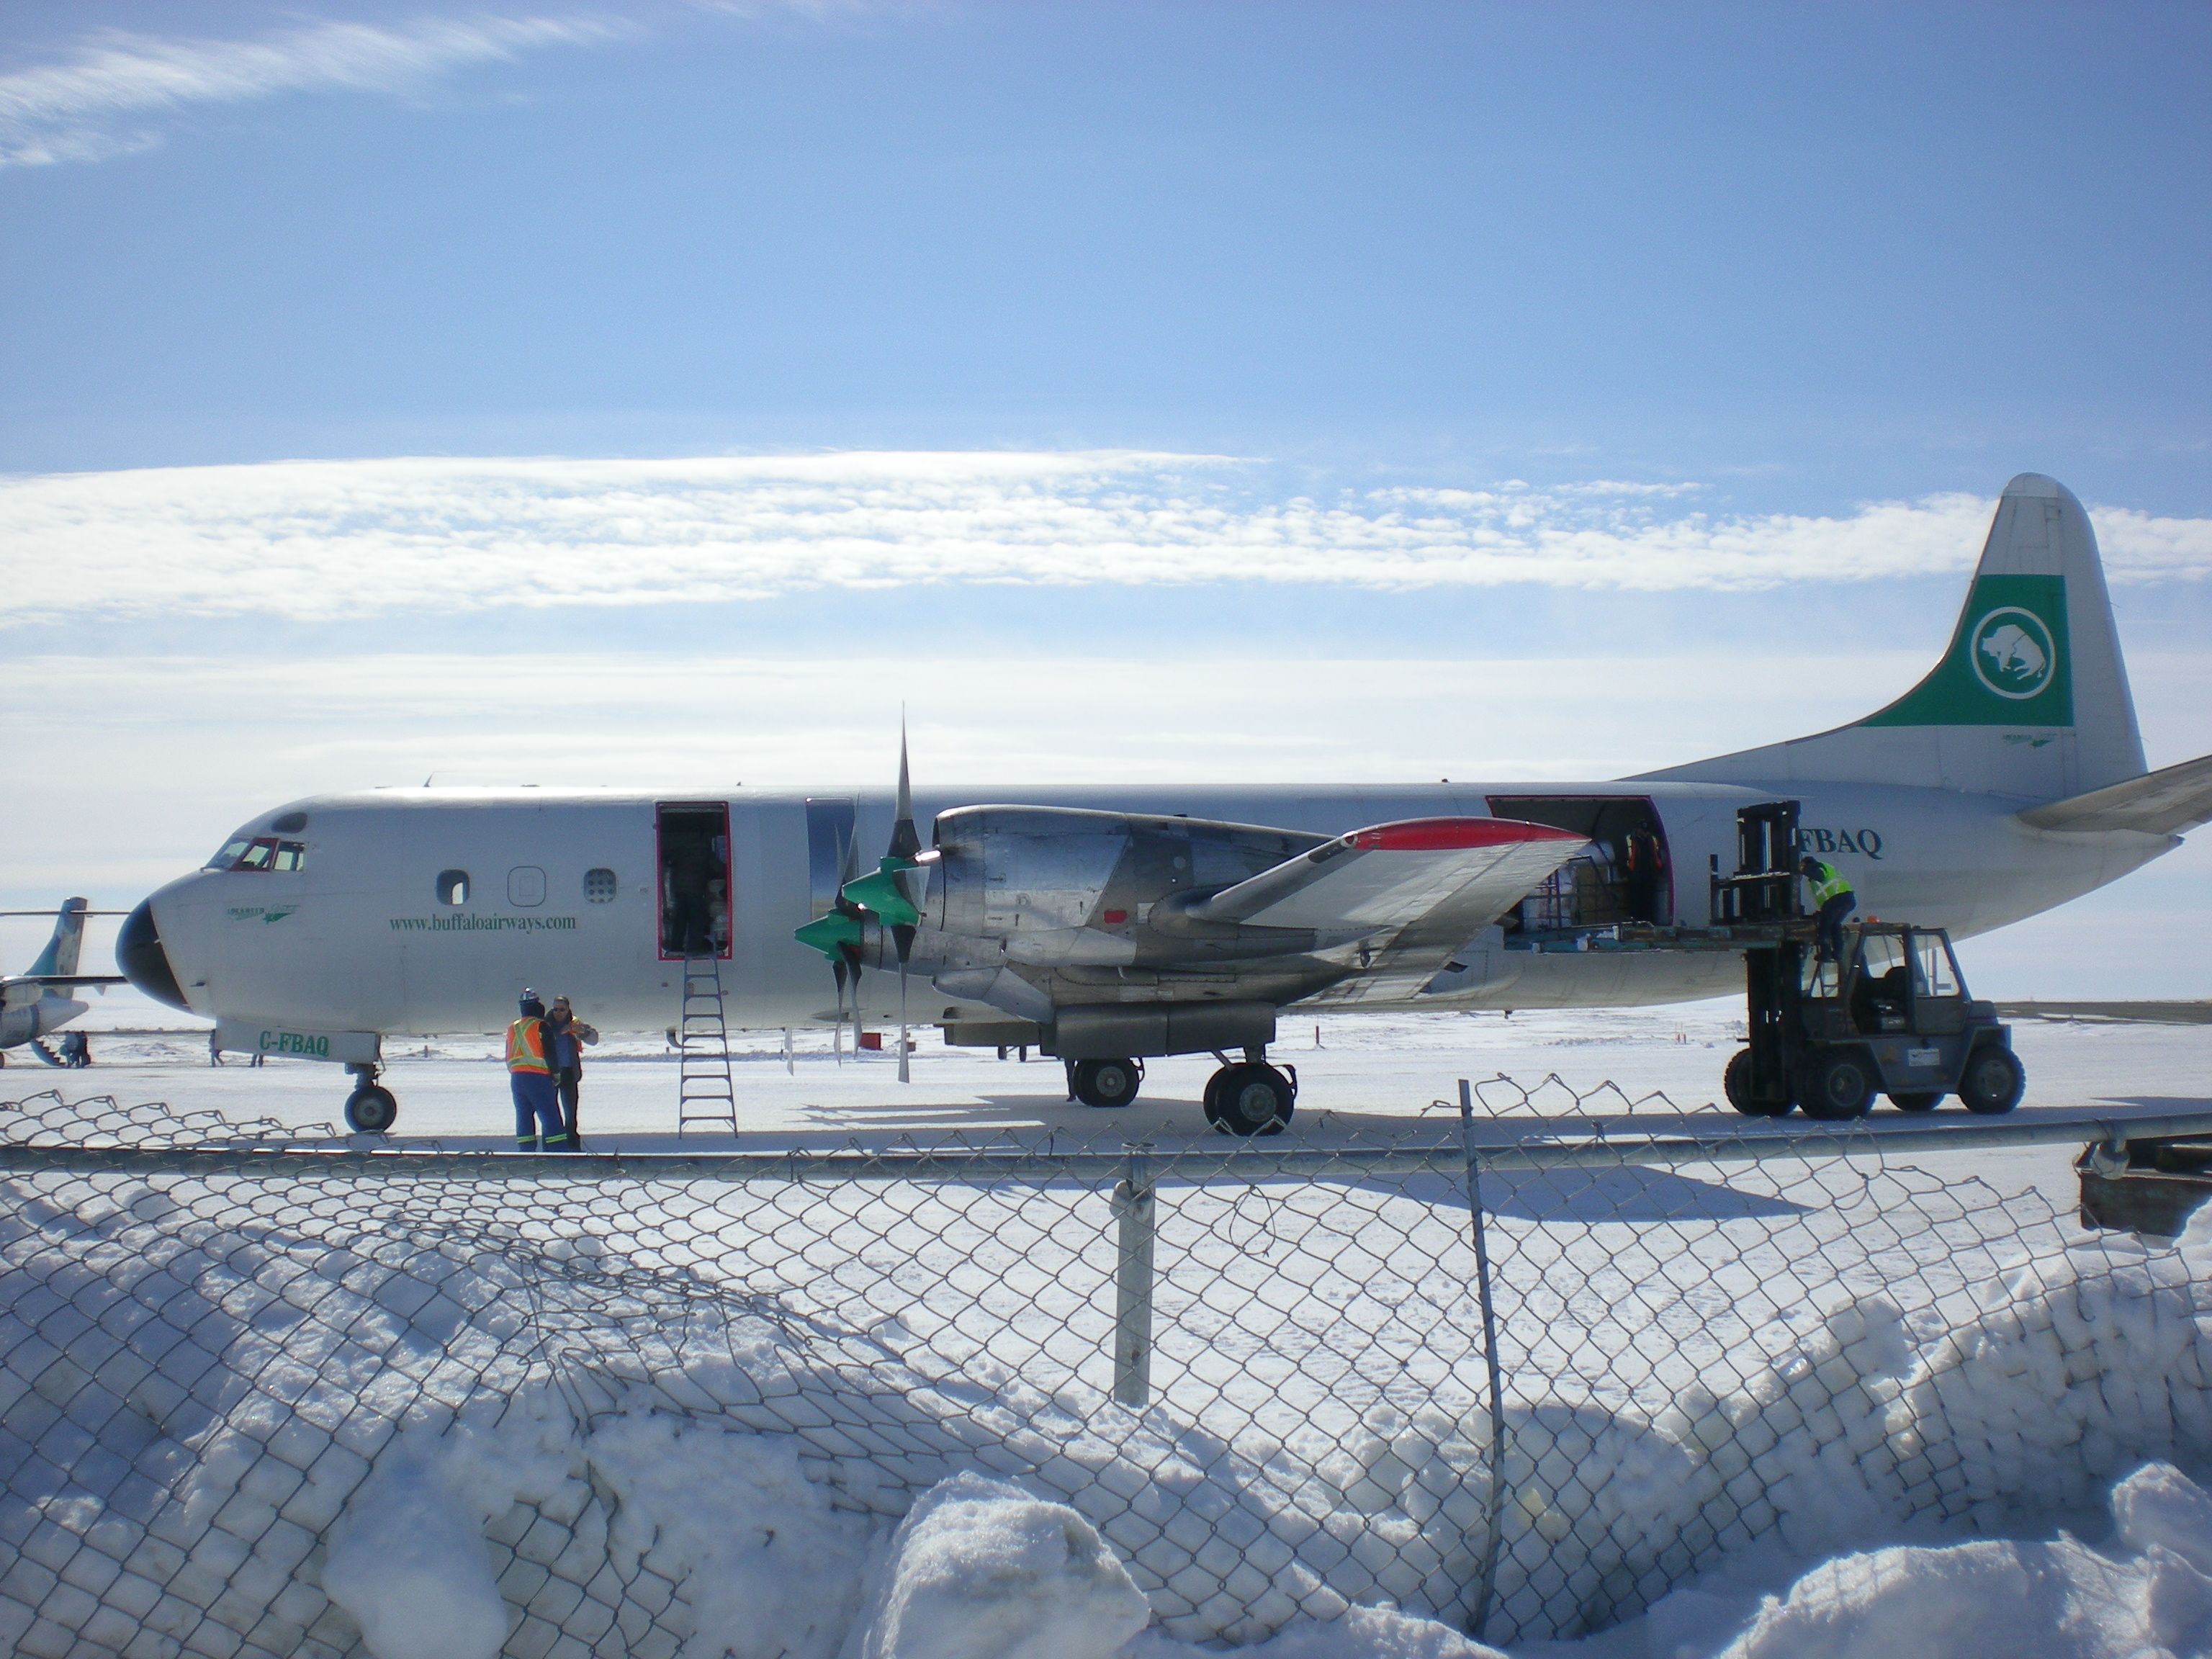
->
[2,1,2210,997]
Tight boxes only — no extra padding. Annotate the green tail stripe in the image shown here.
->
[1859,574,2072,729]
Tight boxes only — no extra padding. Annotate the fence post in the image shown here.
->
[1458,1077,1509,1642]
[1112,1148,1156,1408]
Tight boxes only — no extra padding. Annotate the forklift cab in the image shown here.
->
[1808,927,1968,1040]
[1730,922,2023,1121]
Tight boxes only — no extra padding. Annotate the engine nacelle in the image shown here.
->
[930,805,1326,944]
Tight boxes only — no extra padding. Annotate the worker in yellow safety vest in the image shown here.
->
[1799,856,1857,965]
[507,990,570,1150]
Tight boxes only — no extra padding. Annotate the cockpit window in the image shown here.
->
[207,838,254,871]
[222,837,306,873]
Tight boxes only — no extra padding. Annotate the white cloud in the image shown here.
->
[4,451,2210,625]
[0,14,616,168]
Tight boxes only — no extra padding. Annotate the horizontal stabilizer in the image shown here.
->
[2016,752,2212,836]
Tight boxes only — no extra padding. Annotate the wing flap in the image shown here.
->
[2017,752,2212,836]
[1194,816,1587,935]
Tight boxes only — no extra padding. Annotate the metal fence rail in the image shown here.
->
[4,1084,2211,1658]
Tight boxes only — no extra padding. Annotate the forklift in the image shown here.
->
[1713,803,2026,1120]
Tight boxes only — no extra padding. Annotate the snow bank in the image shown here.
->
[586,1408,873,1659]
[1533,1460,2212,1659]
[1897,1207,2212,1532]
[844,1472,1151,1659]
[321,1440,508,1659]
[9,1146,2212,1658]
[1133,1604,1507,1658]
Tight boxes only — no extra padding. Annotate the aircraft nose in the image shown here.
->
[117,899,189,1011]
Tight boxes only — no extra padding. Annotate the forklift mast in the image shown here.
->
[1719,801,1807,1107]
[1711,800,1803,925]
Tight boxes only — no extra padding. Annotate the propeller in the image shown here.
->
[793,716,931,1082]
[794,831,866,1062]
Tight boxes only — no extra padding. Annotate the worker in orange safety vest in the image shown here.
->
[507,990,570,1150]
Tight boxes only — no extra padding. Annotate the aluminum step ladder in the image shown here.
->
[675,952,737,1135]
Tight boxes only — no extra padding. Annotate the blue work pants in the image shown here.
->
[1816,892,1857,963]
[511,1069,567,1148]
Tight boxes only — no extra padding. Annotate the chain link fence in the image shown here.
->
[4,1082,2212,1658]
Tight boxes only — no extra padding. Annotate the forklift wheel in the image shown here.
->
[1958,1047,2024,1115]
[1888,1092,1943,1113]
[1724,1050,1792,1117]
[1797,1050,1875,1121]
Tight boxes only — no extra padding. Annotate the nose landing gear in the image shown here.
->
[343,1062,398,1134]
[1202,1049,1297,1136]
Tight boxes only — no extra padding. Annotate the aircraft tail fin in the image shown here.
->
[1638,474,2146,801]
[24,899,89,981]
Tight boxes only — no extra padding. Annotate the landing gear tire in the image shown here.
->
[1724,1049,1793,1118]
[1958,1047,2024,1115]
[1797,1049,1875,1121]
[1071,1057,1143,1110]
[1208,1062,1295,1136]
[1888,1092,1943,1113]
[344,1085,398,1134]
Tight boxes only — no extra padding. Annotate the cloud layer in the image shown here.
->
[0,14,613,168]
[6,451,2211,625]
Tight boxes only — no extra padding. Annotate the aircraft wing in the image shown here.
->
[1188,816,1588,1006]
[4,976,117,1012]
[2016,752,2212,836]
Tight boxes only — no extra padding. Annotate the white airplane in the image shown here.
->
[1,899,127,1065]
[117,474,2212,1133]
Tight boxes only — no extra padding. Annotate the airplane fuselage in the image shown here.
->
[130,779,2174,1040]
[0,994,87,1052]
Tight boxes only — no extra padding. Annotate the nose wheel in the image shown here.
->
[343,1063,398,1134]
[1203,1056,1296,1136]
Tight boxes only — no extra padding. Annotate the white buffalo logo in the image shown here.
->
[1969,608,2056,700]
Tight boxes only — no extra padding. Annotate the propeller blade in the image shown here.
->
[897,955,911,1084]
[889,711,921,864]
[832,956,848,1064]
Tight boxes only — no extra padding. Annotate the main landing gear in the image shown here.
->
[1063,1048,1299,1134]
[1069,1057,1144,1110]
[343,1062,398,1134]
[1202,1050,1298,1137]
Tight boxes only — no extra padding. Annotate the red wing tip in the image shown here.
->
[1351,817,1586,852]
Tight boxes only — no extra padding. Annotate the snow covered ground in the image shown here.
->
[4,1005,2212,1658]
[29,998,2212,1208]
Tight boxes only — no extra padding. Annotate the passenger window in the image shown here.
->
[583,868,618,903]
[508,866,547,908]
[1912,935,1962,998]
[436,870,470,906]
